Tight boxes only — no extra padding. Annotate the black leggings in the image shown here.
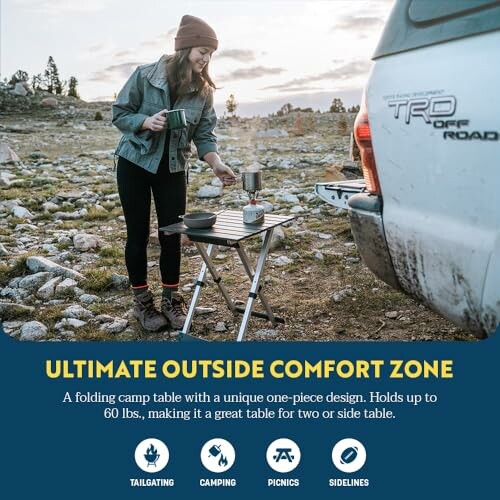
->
[117,156,186,287]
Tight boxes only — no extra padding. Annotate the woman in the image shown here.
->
[112,15,236,332]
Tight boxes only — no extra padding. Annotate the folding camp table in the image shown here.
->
[160,210,294,341]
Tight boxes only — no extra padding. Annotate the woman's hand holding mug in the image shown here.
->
[143,110,168,132]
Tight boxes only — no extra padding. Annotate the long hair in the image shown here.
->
[166,49,216,98]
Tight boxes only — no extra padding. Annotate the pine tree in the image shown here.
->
[9,70,29,85]
[31,73,43,91]
[43,56,64,94]
[67,76,79,98]
[225,94,238,116]
[329,98,346,113]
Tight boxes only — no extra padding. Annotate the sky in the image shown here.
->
[1,0,394,117]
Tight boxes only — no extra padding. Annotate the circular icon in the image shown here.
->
[200,438,236,473]
[331,438,366,473]
[134,438,170,473]
[266,438,301,473]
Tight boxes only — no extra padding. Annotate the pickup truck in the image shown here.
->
[316,0,500,338]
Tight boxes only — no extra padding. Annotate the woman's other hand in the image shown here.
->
[142,110,168,132]
[212,162,237,187]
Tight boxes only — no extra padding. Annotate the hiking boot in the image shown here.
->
[132,289,169,332]
[161,291,187,330]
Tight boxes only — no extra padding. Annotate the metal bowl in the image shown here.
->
[180,212,217,229]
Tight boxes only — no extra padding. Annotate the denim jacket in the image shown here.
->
[112,54,218,174]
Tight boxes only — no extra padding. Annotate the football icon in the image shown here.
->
[340,446,358,464]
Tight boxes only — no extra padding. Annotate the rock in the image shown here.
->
[55,318,87,329]
[20,321,47,341]
[0,172,13,186]
[275,191,300,204]
[0,243,9,256]
[272,255,293,266]
[62,304,94,320]
[55,190,85,200]
[42,201,59,212]
[41,97,58,108]
[36,276,63,299]
[0,142,20,164]
[2,320,24,336]
[18,272,55,291]
[11,206,33,219]
[109,273,128,290]
[317,232,332,239]
[254,328,278,338]
[261,225,285,251]
[385,311,399,319]
[256,128,288,138]
[331,287,355,303]
[41,243,58,253]
[260,201,274,213]
[73,233,100,252]
[79,294,101,304]
[195,307,216,315]
[55,278,78,295]
[196,185,222,198]
[214,321,227,332]
[315,251,324,260]
[11,82,29,96]
[26,256,84,280]
[54,209,87,220]
[99,318,128,334]
[290,205,305,214]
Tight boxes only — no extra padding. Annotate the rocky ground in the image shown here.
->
[0,93,477,342]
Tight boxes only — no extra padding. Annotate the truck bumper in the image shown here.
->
[348,193,401,291]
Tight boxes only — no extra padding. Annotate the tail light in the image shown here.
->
[354,94,381,195]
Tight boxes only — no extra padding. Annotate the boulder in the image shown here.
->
[41,97,58,108]
[0,142,20,164]
[20,321,47,341]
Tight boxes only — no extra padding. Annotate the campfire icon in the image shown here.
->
[201,438,235,473]
[144,443,160,467]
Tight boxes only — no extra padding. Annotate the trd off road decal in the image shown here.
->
[387,95,498,141]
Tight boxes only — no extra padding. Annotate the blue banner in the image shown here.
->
[0,324,498,498]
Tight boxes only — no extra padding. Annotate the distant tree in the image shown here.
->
[348,104,360,113]
[67,76,79,98]
[225,94,238,116]
[31,73,43,91]
[276,102,293,116]
[329,98,346,113]
[9,70,29,85]
[292,106,314,113]
[43,56,64,94]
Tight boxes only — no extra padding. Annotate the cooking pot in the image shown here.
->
[180,212,217,229]
[242,171,262,192]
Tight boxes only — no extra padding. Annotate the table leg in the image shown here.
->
[236,228,274,342]
[195,242,236,314]
[235,243,277,325]
[181,243,214,336]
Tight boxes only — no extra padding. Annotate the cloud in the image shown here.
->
[332,15,384,31]
[140,32,174,50]
[216,50,256,62]
[114,50,134,59]
[261,60,371,92]
[219,66,285,81]
[87,62,144,83]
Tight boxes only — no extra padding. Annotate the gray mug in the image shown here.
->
[166,109,187,129]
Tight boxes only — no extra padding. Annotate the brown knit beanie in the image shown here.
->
[174,15,218,51]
